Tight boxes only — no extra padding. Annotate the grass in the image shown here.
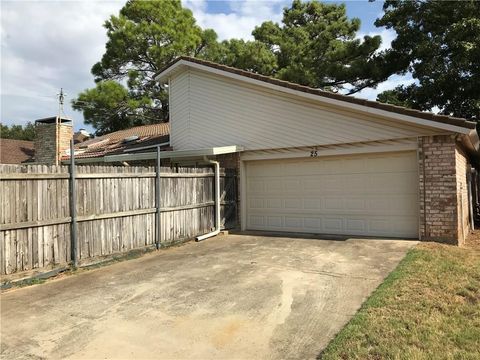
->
[321,241,480,360]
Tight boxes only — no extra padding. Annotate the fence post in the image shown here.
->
[69,139,78,267]
[155,146,161,249]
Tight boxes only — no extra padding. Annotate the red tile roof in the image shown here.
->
[162,56,476,130]
[63,123,170,160]
[0,139,35,164]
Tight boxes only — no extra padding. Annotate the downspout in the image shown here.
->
[155,146,161,249]
[196,156,221,241]
[468,168,475,230]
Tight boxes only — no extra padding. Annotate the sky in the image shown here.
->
[1,0,411,133]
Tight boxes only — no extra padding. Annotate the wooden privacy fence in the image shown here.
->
[0,164,237,275]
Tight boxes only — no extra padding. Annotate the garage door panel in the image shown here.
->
[265,179,282,192]
[265,198,282,209]
[346,219,366,232]
[304,198,321,210]
[324,197,344,210]
[247,179,264,193]
[323,217,343,232]
[266,216,282,227]
[345,198,366,211]
[246,152,419,238]
[284,179,301,192]
[249,198,264,209]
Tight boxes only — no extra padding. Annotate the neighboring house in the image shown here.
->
[0,138,35,164]
[152,57,479,246]
[61,123,170,161]
[31,117,170,164]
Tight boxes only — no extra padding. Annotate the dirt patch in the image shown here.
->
[466,230,480,248]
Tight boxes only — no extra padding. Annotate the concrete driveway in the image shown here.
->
[1,233,416,359]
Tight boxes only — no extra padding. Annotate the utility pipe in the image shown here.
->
[155,146,161,249]
[196,157,221,241]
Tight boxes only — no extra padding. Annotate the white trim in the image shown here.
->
[240,142,418,162]
[156,59,472,135]
[104,145,243,162]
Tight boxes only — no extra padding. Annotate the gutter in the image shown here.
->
[196,156,221,241]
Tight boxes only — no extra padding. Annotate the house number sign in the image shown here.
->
[310,149,318,157]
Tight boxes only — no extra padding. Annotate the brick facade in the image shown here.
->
[34,122,73,164]
[418,134,471,245]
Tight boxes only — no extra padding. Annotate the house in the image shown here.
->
[61,123,170,161]
[32,117,169,164]
[0,138,35,164]
[151,56,479,246]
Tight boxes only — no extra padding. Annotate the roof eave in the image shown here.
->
[156,59,189,83]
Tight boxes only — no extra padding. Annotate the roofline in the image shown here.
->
[156,57,476,135]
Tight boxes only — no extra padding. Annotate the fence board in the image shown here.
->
[1,163,237,275]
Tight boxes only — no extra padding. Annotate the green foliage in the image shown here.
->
[215,39,277,75]
[71,81,151,135]
[375,0,480,121]
[0,122,36,140]
[74,0,393,133]
[376,87,414,108]
[252,0,389,93]
[73,0,219,135]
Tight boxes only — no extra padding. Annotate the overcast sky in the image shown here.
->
[1,0,410,133]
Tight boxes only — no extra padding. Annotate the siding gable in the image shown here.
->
[170,69,444,151]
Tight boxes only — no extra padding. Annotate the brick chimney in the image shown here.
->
[34,116,73,165]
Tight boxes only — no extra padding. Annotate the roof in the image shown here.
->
[63,123,170,160]
[0,139,35,164]
[157,56,476,131]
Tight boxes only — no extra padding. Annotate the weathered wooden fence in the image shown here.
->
[0,164,237,275]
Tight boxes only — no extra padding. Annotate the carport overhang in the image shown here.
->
[62,145,243,164]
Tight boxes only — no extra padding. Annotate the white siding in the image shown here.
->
[169,69,441,151]
[169,71,190,148]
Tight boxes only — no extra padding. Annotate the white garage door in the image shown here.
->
[246,151,419,238]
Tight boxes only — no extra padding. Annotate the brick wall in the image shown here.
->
[418,134,471,245]
[34,122,73,164]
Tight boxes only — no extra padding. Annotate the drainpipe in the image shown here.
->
[155,146,161,249]
[196,156,221,241]
[469,168,475,230]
